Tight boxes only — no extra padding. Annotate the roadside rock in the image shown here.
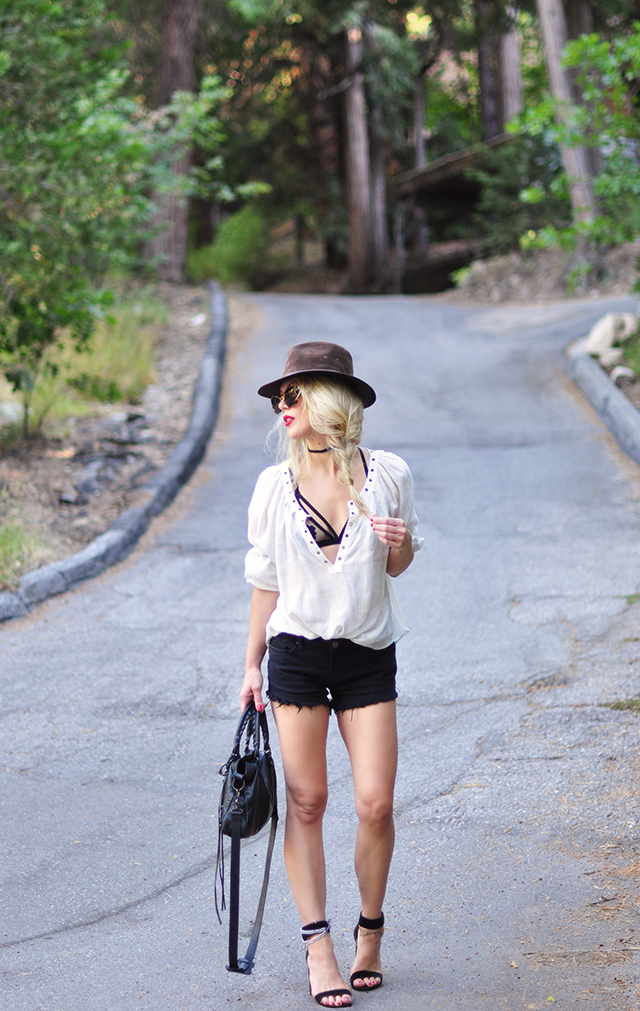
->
[585,311,637,356]
[598,347,623,367]
[611,365,636,385]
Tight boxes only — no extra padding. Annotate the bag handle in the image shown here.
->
[230,704,271,761]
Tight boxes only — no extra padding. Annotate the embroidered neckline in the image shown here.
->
[281,450,377,568]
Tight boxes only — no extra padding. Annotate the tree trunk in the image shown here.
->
[414,69,426,168]
[345,25,372,292]
[476,0,503,139]
[295,213,305,267]
[500,6,524,122]
[563,0,599,176]
[394,199,406,295]
[536,0,595,223]
[564,0,592,40]
[146,0,202,283]
[369,101,388,284]
[412,68,430,258]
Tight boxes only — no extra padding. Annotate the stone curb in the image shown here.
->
[0,283,228,623]
[566,337,640,468]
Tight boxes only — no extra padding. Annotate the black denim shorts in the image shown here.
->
[267,633,397,712]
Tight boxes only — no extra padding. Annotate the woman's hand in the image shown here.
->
[371,515,410,549]
[371,515,414,577]
[240,665,265,712]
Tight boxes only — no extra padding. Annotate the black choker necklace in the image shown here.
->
[308,447,330,453]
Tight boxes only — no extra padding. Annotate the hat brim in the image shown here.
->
[258,369,376,408]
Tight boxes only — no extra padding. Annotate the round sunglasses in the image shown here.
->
[271,383,301,414]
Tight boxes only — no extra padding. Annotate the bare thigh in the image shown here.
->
[337,701,398,815]
[273,703,332,810]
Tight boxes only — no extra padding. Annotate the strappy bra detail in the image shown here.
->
[295,448,369,548]
[295,493,346,547]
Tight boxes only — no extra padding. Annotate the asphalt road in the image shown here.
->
[3,292,640,1011]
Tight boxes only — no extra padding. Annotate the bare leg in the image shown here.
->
[337,700,398,989]
[272,702,351,1008]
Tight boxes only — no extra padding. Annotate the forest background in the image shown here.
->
[3,0,640,428]
[2,0,640,586]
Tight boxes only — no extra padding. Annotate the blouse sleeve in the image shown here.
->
[244,466,281,591]
[377,452,424,552]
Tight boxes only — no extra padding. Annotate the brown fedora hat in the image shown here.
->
[257,342,376,408]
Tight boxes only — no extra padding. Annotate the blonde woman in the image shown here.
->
[240,342,421,1007]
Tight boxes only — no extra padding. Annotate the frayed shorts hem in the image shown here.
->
[267,691,398,715]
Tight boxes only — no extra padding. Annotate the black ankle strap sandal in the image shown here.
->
[350,911,384,991]
[302,920,352,1006]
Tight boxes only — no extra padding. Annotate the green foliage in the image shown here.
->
[450,265,471,287]
[190,1,455,260]
[618,327,640,375]
[602,698,640,713]
[562,27,640,242]
[0,517,41,589]
[423,57,481,160]
[468,135,571,256]
[68,375,123,403]
[29,287,162,429]
[187,205,270,287]
[0,0,227,435]
[519,23,640,250]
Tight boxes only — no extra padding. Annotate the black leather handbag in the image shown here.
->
[215,702,278,974]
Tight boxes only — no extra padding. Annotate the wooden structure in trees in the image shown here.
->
[391,134,511,292]
[394,134,511,201]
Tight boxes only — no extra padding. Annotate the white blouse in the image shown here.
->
[244,450,423,650]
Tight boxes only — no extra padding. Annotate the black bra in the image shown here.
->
[295,449,368,548]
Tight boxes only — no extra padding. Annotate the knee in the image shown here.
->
[286,785,328,825]
[356,794,394,831]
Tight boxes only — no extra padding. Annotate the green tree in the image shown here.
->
[518,22,640,250]
[0,0,226,434]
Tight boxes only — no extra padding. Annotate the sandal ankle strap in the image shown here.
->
[301,919,331,946]
[358,912,384,932]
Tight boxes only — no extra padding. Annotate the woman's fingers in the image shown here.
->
[240,686,264,712]
[370,514,409,548]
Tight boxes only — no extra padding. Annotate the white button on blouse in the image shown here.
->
[245,450,423,650]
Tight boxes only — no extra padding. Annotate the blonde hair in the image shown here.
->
[276,377,370,515]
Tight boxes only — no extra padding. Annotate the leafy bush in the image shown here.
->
[563,27,640,244]
[467,134,571,256]
[187,206,270,287]
[519,24,640,252]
